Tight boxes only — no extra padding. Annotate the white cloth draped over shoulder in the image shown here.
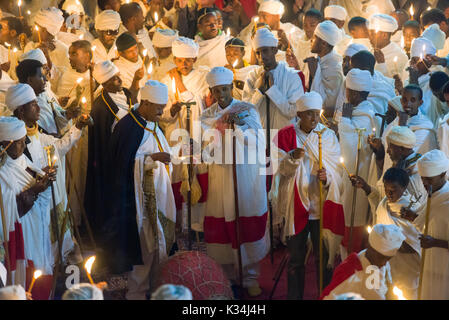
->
[91,38,118,64]
[194,33,231,69]
[114,56,147,90]
[373,42,408,79]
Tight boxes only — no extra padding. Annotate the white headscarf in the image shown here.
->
[153,29,178,48]
[368,14,398,33]
[19,49,47,65]
[324,5,348,21]
[172,37,199,58]
[314,20,342,46]
[34,7,65,37]
[386,126,416,149]
[258,0,284,15]
[252,28,279,49]
[93,60,120,84]
[344,43,368,58]
[296,91,322,112]
[95,9,121,31]
[5,83,37,112]
[417,149,449,178]
[62,283,104,300]
[422,24,446,51]
[140,80,168,105]
[0,285,26,300]
[410,37,436,58]
[369,224,405,257]
[62,0,85,15]
[346,68,373,92]
[0,116,27,142]
[206,67,234,87]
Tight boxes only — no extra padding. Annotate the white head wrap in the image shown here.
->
[19,49,47,65]
[346,68,373,92]
[140,80,168,105]
[65,14,81,30]
[368,13,398,33]
[62,0,85,15]
[93,61,120,84]
[34,7,65,37]
[386,126,416,149]
[206,67,234,87]
[296,91,322,112]
[417,149,449,177]
[369,224,405,257]
[252,27,278,49]
[410,37,436,58]
[0,117,27,142]
[258,0,284,15]
[0,285,27,300]
[324,5,348,21]
[151,284,193,300]
[95,10,121,31]
[6,84,37,112]
[153,28,178,48]
[334,293,365,300]
[344,43,369,58]
[314,20,342,46]
[388,96,403,112]
[422,24,446,51]
[62,283,104,300]
[172,37,199,58]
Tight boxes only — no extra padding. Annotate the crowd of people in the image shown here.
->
[0,0,448,301]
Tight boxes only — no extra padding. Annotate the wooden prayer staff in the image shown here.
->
[348,127,366,254]
[418,185,432,300]
[84,256,96,285]
[27,270,42,294]
[231,119,243,296]
[314,127,327,295]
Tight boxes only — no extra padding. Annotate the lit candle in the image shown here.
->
[4,42,11,61]
[17,0,22,18]
[410,5,414,20]
[320,110,329,125]
[232,59,238,77]
[253,16,259,33]
[91,45,97,52]
[81,96,87,105]
[427,6,431,11]
[51,155,58,167]
[226,28,231,37]
[68,77,83,96]
[26,10,30,15]
[84,256,96,285]
[287,29,294,51]
[400,35,405,50]
[35,25,42,43]
[142,49,148,65]
[27,270,42,294]
[79,34,84,40]
[172,78,179,101]
[372,127,377,138]
[393,286,406,300]
[367,226,372,234]
[374,25,379,49]
[339,157,352,177]
[147,62,153,80]
[154,12,160,28]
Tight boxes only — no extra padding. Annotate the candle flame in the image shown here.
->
[77,77,83,84]
[372,127,376,132]
[27,10,31,15]
[410,5,414,17]
[81,97,87,104]
[393,56,398,63]
[427,6,431,11]
[226,28,231,37]
[393,286,406,300]
[35,25,39,31]
[339,157,345,164]
[147,62,153,74]
[92,45,97,51]
[12,47,17,53]
[400,36,405,49]
[143,49,148,57]
[171,77,176,93]
[33,270,42,279]
[79,34,84,40]
[4,42,10,48]
[154,12,159,22]
[232,59,238,68]
[367,226,372,233]
[18,0,22,7]
[84,256,96,274]
[254,16,259,23]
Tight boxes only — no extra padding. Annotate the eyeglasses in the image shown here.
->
[104,29,119,36]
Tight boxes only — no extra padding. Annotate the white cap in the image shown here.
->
[418,149,449,177]
[324,5,347,21]
[151,284,193,300]
[410,37,436,58]
[368,13,398,33]
[258,0,284,15]
[62,0,85,15]
[388,96,403,112]
[296,91,322,112]
[386,126,416,149]
[206,67,234,88]
[172,37,199,58]
[252,27,278,49]
[369,224,405,257]
[422,24,446,51]
[314,20,342,47]
[344,43,368,58]
[62,283,104,300]
[346,68,373,92]
[0,117,27,142]
[34,7,65,36]
[0,285,27,300]
[95,9,121,31]
[20,49,47,65]
[93,60,120,84]
[153,28,178,48]
[140,80,168,105]
[6,83,37,112]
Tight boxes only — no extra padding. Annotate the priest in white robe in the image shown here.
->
[151,29,177,82]
[91,10,121,64]
[323,5,352,57]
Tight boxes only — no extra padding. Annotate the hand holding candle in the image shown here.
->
[339,157,352,177]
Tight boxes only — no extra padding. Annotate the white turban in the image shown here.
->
[410,37,436,58]
[62,283,103,300]
[344,43,368,58]
[172,37,199,58]
[258,0,284,15]
[95,10,121,31]
[65,14,81,30]
[0,117,26,142]
[140,80,168,105]
[19,49,47,65]
[62,0,85,15]
[314,20,342,46]
[0,285,26,300]
[93,61,120,84]
[153,28,178,48]
[386,126,416,149]
[369,224,405,257]
[422,24,446,51]
[417,149,449,177]
[151,284,193,300]
[346,68,373,92]
[368,14,398,33]
[324,5,347,21]
[206,67,234,87]
[252,27,278,49]
[296,91,323,112]
[388,96,403,112]
[34,7,65,37]
[6,84,37,112]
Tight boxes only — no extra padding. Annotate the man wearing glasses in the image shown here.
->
[92,10,122,63]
